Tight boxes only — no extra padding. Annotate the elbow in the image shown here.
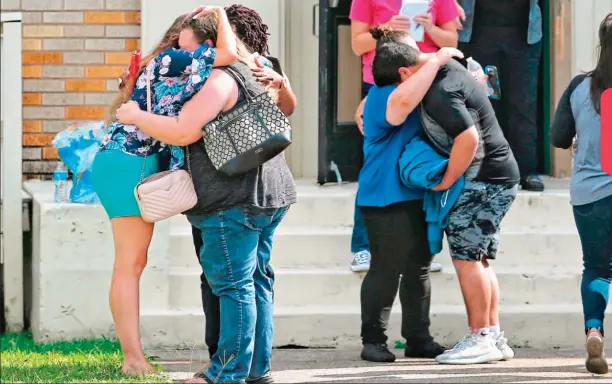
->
[175,129,203,147]
[443,33,459,48]
[549,122,574,149]
[227,49,238,63]
[398,97,418,114]
[351,40,367,57]
[550,134,573,150]
[282,104,296,117]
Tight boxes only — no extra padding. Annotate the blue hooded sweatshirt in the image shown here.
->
[399,136,465,255]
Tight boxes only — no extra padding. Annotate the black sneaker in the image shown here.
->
[404,339,446,358]
[247,374,274,384]
[361,343,397,363]
[520,174,545,192]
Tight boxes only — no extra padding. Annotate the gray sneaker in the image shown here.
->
[351,250,371,272]
[586,331,609,374]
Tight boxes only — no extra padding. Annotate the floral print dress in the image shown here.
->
[100,43,216,170]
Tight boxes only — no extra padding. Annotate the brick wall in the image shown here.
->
[1,0,141,178]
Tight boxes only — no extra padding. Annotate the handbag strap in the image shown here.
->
[224,66,254,103]
[139,64,153,183]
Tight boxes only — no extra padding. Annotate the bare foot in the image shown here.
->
[184,378,207,384]
[192,364,211,379]
[121,361,158,377]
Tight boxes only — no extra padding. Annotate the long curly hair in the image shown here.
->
[106,13,218,127]
[225,4,270,56]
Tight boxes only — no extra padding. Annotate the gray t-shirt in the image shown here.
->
[185,62,297,216]
[550,74,612,206]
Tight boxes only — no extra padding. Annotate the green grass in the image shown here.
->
[0,332,172,383]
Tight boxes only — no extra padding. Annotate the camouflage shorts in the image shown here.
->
[446,181,518,262]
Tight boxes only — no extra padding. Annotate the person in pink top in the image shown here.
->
[348,0,463,274]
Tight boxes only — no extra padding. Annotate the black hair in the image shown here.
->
[225,4,270,56]
[587,13,612,114]
[370,26,420,87]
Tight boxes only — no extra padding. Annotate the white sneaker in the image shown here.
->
[350,250,371,272]
[430,261,443,272]
[436,330,503,365]
[494,331,514,361]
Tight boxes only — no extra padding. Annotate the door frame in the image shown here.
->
[317,0,333,184]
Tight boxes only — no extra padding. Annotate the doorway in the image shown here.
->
[318,0,363,184]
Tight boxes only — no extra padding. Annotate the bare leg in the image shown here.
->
[483,258,500,328]
[452,259,491,330]
[110,216,157,376]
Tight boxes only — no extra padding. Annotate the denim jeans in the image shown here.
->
[351,82,374,254]
[573,194,612,335]
[191,226,275,359]
[188,206,288,383]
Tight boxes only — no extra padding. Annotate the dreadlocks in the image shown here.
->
[224,4,270,56]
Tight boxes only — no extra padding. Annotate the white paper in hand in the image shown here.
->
[400,0,430,42]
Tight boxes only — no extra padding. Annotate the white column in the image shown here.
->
[1,12,24,332]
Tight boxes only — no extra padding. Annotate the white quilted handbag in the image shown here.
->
[133,65,197,223]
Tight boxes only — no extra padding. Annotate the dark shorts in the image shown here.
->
[446,181,518,262]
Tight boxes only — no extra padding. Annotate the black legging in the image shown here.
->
[360,200,434,344]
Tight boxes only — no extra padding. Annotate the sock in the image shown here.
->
[471,328,490,338]
[490,325,501,337]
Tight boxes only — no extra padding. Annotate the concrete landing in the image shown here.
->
[152,348,612,383]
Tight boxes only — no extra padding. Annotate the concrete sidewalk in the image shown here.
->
[151,348,612,383]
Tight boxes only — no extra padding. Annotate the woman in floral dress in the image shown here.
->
[91,7,237,376]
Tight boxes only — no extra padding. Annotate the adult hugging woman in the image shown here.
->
[96,4,298,383]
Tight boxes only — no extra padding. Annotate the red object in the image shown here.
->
[127,50,141,91]
[602,88,612,175]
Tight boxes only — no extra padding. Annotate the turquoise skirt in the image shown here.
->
[92,150,162,219]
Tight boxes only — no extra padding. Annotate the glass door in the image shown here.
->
[318,0,364,184]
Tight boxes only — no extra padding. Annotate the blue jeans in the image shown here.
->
[188,206,288,383]
[352,82,374,253]
[574,194,612,335]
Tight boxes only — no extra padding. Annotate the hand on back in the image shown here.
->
[433,47,464,66]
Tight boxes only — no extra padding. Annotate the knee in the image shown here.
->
[583,264,612,283]
[211,275,256,302]
[114,250,147,276]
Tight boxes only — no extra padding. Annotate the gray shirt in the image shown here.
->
[185,62,297,216]
[550,75,612,206]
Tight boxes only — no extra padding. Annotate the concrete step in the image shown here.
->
[167,266,583,310]
[140,304,612,349]
[169,183,573,231]
[169,226,581,270]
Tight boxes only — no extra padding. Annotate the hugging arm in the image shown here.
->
[276,75,297,117]
[211,7,238,67]
[425,87,478,190]
[120,69,236,146]
[385,58,444,126]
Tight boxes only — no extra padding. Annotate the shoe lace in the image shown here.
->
[449,333,478,352]
[353,251,370,264]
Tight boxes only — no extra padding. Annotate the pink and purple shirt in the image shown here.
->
[350,0,460,84]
